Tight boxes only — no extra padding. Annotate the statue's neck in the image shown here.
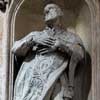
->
[45,26,65,36]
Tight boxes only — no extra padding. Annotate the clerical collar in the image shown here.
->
[44,26,55,36]
[45,26,64,31]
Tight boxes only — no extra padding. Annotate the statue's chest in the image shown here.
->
[41,30,65,40]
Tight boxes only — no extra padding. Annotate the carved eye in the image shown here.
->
[44,10,49,15]
[45,10,49,14]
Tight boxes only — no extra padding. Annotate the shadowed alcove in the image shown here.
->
[13,0,92,100]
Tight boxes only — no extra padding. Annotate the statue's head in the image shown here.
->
[44,4,63,22]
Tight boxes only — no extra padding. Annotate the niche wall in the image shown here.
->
[14,1,92,100]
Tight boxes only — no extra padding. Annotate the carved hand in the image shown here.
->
[37,37,65,54]
[25,36,35,47]
[51,38,66,49]
[35,37,55,47]
[37,37,56,54]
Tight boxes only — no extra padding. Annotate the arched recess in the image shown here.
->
[2,0,100,100]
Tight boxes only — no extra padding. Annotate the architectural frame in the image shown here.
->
[2,0,100,100]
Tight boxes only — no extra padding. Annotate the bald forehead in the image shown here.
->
[44,4,60,11]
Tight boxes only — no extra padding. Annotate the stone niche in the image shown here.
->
[14,0,92,100]
[4,0,100,100]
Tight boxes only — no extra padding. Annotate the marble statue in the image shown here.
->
[12,4,84,100]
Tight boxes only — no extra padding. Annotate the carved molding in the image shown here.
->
[85,0,100,100]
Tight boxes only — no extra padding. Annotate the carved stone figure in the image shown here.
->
[12,4,84,100]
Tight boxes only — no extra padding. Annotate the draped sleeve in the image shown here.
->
[58,31,84,58]
[12,31,39,56]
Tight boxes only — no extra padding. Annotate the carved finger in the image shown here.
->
[45,38,55,43]
[38,48,52,54]
[38,41,49,46]
[39,50,50,55]
[48,37,56,41]
[40,50,49,54]
[43,41,54,46]
[44,40,55,44]
[38,48,49,52]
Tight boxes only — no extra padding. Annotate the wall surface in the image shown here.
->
[0,12,3,100]
[0,0,100,100]
[0,13,3,63]
[15,2,92,100]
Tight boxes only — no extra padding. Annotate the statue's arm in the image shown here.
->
[58,34,85,96]
[58,33,85,59]
[12,32,37,56]
[64,43,84,59]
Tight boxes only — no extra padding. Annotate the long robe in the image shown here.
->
[12,27,83,100]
